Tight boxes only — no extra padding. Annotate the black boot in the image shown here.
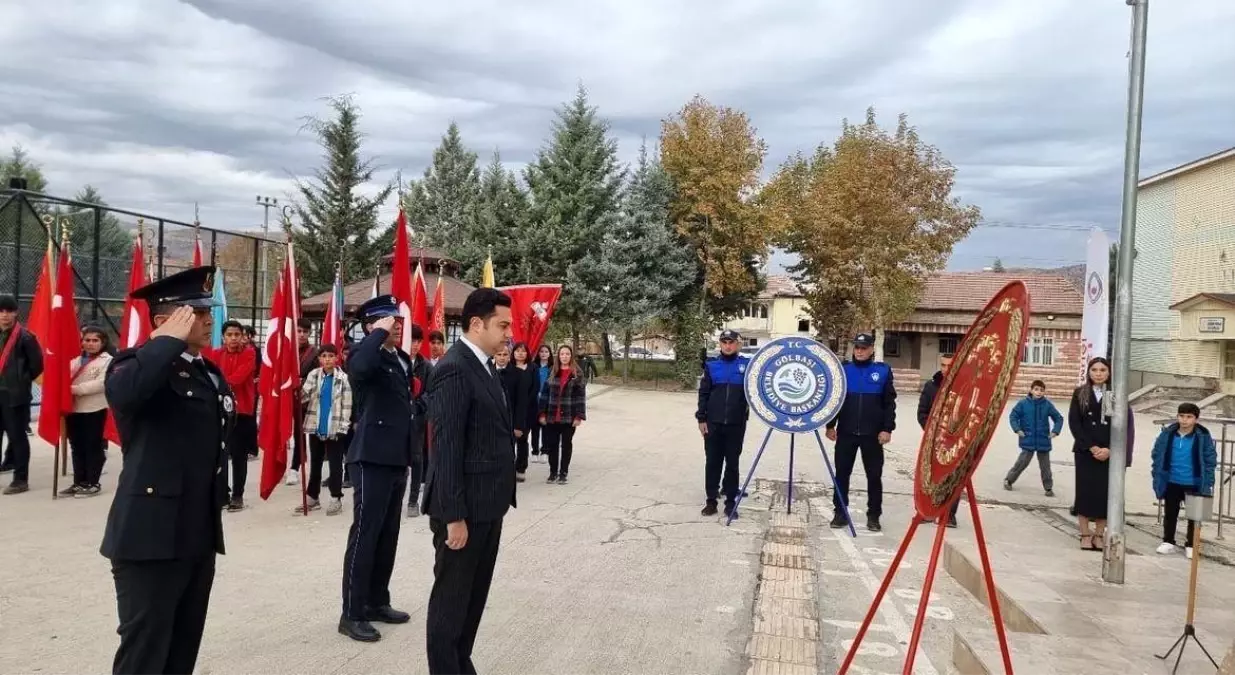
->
[829,512,848,528]
[866,515,882,532]
[338,616,381,642]
[701,501,718,516]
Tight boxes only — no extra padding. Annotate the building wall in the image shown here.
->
[1131,157,1235,384]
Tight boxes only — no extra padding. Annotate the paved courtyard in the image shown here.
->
[0,386,1229,674]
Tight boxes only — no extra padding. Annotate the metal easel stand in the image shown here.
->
[1155,503,1220,674]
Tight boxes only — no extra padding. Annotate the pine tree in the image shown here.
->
[467,152,530,286]
[991,257,1006,272]
[524,84,625,338]
[290,95,394,294]
[396,122,481,256]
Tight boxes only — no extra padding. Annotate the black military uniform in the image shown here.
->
[339,295,416,643]
[101,267,236,675]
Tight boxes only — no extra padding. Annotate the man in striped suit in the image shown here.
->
[424,288,516,675]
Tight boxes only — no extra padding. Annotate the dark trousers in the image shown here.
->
[341,462,406,619]
[543,423,575,477]
[228,415,256,500]
[514,431,529,473]
[1162,482,1198,546]
[308,435,345,500]
[67,409,107,486]
[705,422,745,505]
[1005,450,1054,490]
[833,435,885,517]
[111,555,216,675]
[530,424,542,454]
[290,404,304,471]
[408,457,423,506]
[1,403,31,482]
[427,517,503,675]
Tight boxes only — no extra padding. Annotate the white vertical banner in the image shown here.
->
[1079,228,1111,383]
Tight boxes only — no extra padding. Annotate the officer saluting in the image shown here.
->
[339,295,417,642]
[101,266,236,675]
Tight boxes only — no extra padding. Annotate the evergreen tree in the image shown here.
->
[524,84,625,338]
[290,95,394,294]
[467,152,530,286]
[991,257,1006,272]
[0,146,48,192]
[66,185,133,259]
[395,122,481,256]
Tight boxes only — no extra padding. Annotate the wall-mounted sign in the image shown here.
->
[1199,317,1226,333]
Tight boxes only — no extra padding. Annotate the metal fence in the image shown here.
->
[0,189,284,342]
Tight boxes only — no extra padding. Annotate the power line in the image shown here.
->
[975,220,1116,233]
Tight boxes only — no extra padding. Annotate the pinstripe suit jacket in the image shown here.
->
[424,341,517,523]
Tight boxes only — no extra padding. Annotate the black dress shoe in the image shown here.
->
[366,605,410,624]
[866,515,882,532]
[701,501,718,516]
[338,617,381,642]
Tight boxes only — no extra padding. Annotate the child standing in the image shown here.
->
[539,345,586,484]
[1151,403,1217,559]
[1004,380,1063,496]
[300,345,353,516]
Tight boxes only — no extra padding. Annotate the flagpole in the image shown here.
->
[283,219,310,518]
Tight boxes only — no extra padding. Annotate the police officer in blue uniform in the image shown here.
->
[825,332,897,532]
[101,266,236,675]
[339,295,418,642]
[696,329,751,518]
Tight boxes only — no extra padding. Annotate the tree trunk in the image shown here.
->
[873,309,885,362]
[622,329,633,383]
[600,332,614,373]
[571,325,580,353]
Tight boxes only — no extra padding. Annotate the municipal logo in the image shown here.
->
[1086,271,1104,304]
[744,337,846,433]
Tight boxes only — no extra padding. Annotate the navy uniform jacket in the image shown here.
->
[101,336,236,561]
[827,359,897,437]
[424,341,517,524]
[696,354,751,425]
[346,328,418,467]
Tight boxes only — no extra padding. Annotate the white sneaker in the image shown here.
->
[1185,547,1193,559]
[326,498,343,516]
[1156,542,1177,555]
[285,470,298,486]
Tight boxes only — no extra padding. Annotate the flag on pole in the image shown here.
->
[371,270,379,299]
[323,269,344,351]
[106,231,151,445]
[429,275,446,336]
[499,284,562,354]
[192,231,204,268]
[481,249,495,288]
[412,264,431,359]
[209,270,228,348]
[390,210,417,354]
[258,244,301,500]
[37,238,79,447]
[1078,228,1111,384]
[25,237,54,350]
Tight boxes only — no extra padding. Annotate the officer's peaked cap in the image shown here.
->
[853,333,875,346]
[130,266,217,309]
[357,294,400,322]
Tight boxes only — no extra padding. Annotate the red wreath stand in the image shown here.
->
[839,281,1029,675]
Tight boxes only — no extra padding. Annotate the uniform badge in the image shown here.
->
[738,364,746,374]
[222,395,235,413]
[871,372,881,382]
[178,371,190,378]
[745,337,846,434]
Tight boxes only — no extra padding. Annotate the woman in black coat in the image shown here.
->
[1068,357,1113,552]
[498,343,539,482]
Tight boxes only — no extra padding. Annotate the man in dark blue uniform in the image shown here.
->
[339,295,417,643]
[826,332,896,532]
[101,266,236,674]
[696,329,750,518]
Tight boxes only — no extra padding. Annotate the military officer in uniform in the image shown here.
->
[101,266,236,675]
[339,295,416,642]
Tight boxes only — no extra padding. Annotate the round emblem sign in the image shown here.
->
[914,281,1031,519]
[745,337,846,433]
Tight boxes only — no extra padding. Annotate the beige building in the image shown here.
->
[1129,147,1235,393]
[730,272,1084,393]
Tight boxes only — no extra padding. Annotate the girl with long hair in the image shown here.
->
[538,345,586,484]
[505,342,537,481]
[1069,356,1114,550]
[530,344,554,460]
[62,326,113,497]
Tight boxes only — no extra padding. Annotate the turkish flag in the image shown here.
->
[105,233,150,445]
[258,248,301,500]
[25,240,53,348]
[37,242,80,447]
[192,232,204,267]
[499,284,562,353]
[323,272,343,352]
[429,276,446,336]
[390,210,418,354]
[412,264,431,359]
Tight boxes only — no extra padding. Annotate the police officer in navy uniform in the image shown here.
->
[696,329,751,518]
[826,332,897,532]
[101,266,236,675]
[339,295,417,642]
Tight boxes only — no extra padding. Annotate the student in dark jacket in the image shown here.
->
[1004,380,1064,496]
[916,355,963,528]
[826,333,896,532]
[1150,403,1217,558]
[696,329,750,517]
[0,294,44,494]
[538,345,586,484]
[501,342,537,482]
[530,345,554,458]
[405,324,431,518]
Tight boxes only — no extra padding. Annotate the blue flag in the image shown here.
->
[210,271,228,348]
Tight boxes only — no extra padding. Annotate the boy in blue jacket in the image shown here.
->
[1004,380,1064,496]
[1151,403,1218,559]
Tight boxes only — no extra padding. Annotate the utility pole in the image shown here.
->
[256,195,278,308]
[1103,0,1149,585]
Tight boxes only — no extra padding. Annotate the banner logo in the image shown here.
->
[745,337,845,433]
[1086,271,1104,304]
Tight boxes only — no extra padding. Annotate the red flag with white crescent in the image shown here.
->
[105,232,150,445]
[37,241,80,447]
[390,210,416,354]
[258,244,301,500]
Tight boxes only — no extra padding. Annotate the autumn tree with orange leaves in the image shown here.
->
[764,108,980,355]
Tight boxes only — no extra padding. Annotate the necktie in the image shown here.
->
[192,359,215,388]
[486,358,499,379]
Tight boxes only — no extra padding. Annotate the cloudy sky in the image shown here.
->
[2,0,1232,272]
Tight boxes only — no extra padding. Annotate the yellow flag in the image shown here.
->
[481,250,495,288]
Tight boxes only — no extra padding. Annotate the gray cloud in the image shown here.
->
[1,0,1231,273]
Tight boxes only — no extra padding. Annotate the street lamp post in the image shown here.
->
[1103,0,1149,585]
[256,196,279,308]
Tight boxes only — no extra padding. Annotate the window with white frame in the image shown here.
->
[742,303,768,319]
[1021,336,1055,366]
